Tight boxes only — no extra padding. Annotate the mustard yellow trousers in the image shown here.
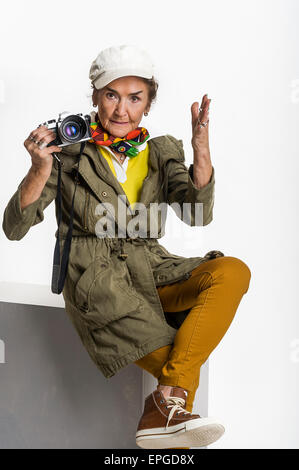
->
[134,256,251,414]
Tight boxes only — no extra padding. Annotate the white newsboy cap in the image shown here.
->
[89,44,155,90]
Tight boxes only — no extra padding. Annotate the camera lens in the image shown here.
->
[65,124,78,137]
[59,115,87,143]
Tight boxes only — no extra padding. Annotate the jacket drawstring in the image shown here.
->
[118,238,128,260]
[108,237,153,260]
[108,239,225,262]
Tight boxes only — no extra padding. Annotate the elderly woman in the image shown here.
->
[2,44,251,449]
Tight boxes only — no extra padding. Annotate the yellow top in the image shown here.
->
[98,144,150,210]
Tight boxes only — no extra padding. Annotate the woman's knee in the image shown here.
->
[217,256,251,293]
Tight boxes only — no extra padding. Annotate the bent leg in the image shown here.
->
[157,256,251,391]
[134,256,250,449]
[135,256,251,407]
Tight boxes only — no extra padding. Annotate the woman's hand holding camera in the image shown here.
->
[24,125,62,177]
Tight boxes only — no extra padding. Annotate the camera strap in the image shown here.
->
[51,141,86,294]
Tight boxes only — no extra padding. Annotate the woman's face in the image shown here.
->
[92,76,151,137]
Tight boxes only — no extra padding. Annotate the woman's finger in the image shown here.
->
[28,127,55,142]
[191,102,200,128]
[201,94,208,110]
[191,95,211,130]
[28,125,48,138]
[36,133,56,148]
[198,97,211,127]
[25,129,57,152]
[198,95,208,121]
[27,129,56,146]
[46,145,62,154]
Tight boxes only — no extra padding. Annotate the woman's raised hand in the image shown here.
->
[191,94,211,157]
[24,125,62,176]
[190,94,213,188]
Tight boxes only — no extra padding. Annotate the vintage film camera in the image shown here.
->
[38,112,92,148]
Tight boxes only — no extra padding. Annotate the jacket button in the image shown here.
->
[54,160,64,170]
[102,191,108,197]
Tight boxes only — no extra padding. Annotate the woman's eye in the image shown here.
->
[106,92,139,102]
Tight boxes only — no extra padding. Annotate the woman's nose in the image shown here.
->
[114,100,128,115]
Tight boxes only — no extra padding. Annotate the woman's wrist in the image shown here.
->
[30,164,52,180]
[192,149,213,189]
[20,167,50,211]
[192,164,213,189]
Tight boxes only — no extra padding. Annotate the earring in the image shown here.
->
[144,112,148,116]
[93,104,97,108]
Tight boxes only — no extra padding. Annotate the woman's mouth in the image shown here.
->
[111,120,128,125]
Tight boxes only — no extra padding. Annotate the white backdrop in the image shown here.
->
[1,0,298,448]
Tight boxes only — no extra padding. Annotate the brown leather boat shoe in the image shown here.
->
[136,386,225,449]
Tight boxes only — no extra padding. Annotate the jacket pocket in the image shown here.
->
[60,166,92,233]
[74,257,141,329]
[150,243,183,260]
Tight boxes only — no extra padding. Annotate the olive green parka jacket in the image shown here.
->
[2,134,224,378]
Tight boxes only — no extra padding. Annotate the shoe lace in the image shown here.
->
[165,396,191,428]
